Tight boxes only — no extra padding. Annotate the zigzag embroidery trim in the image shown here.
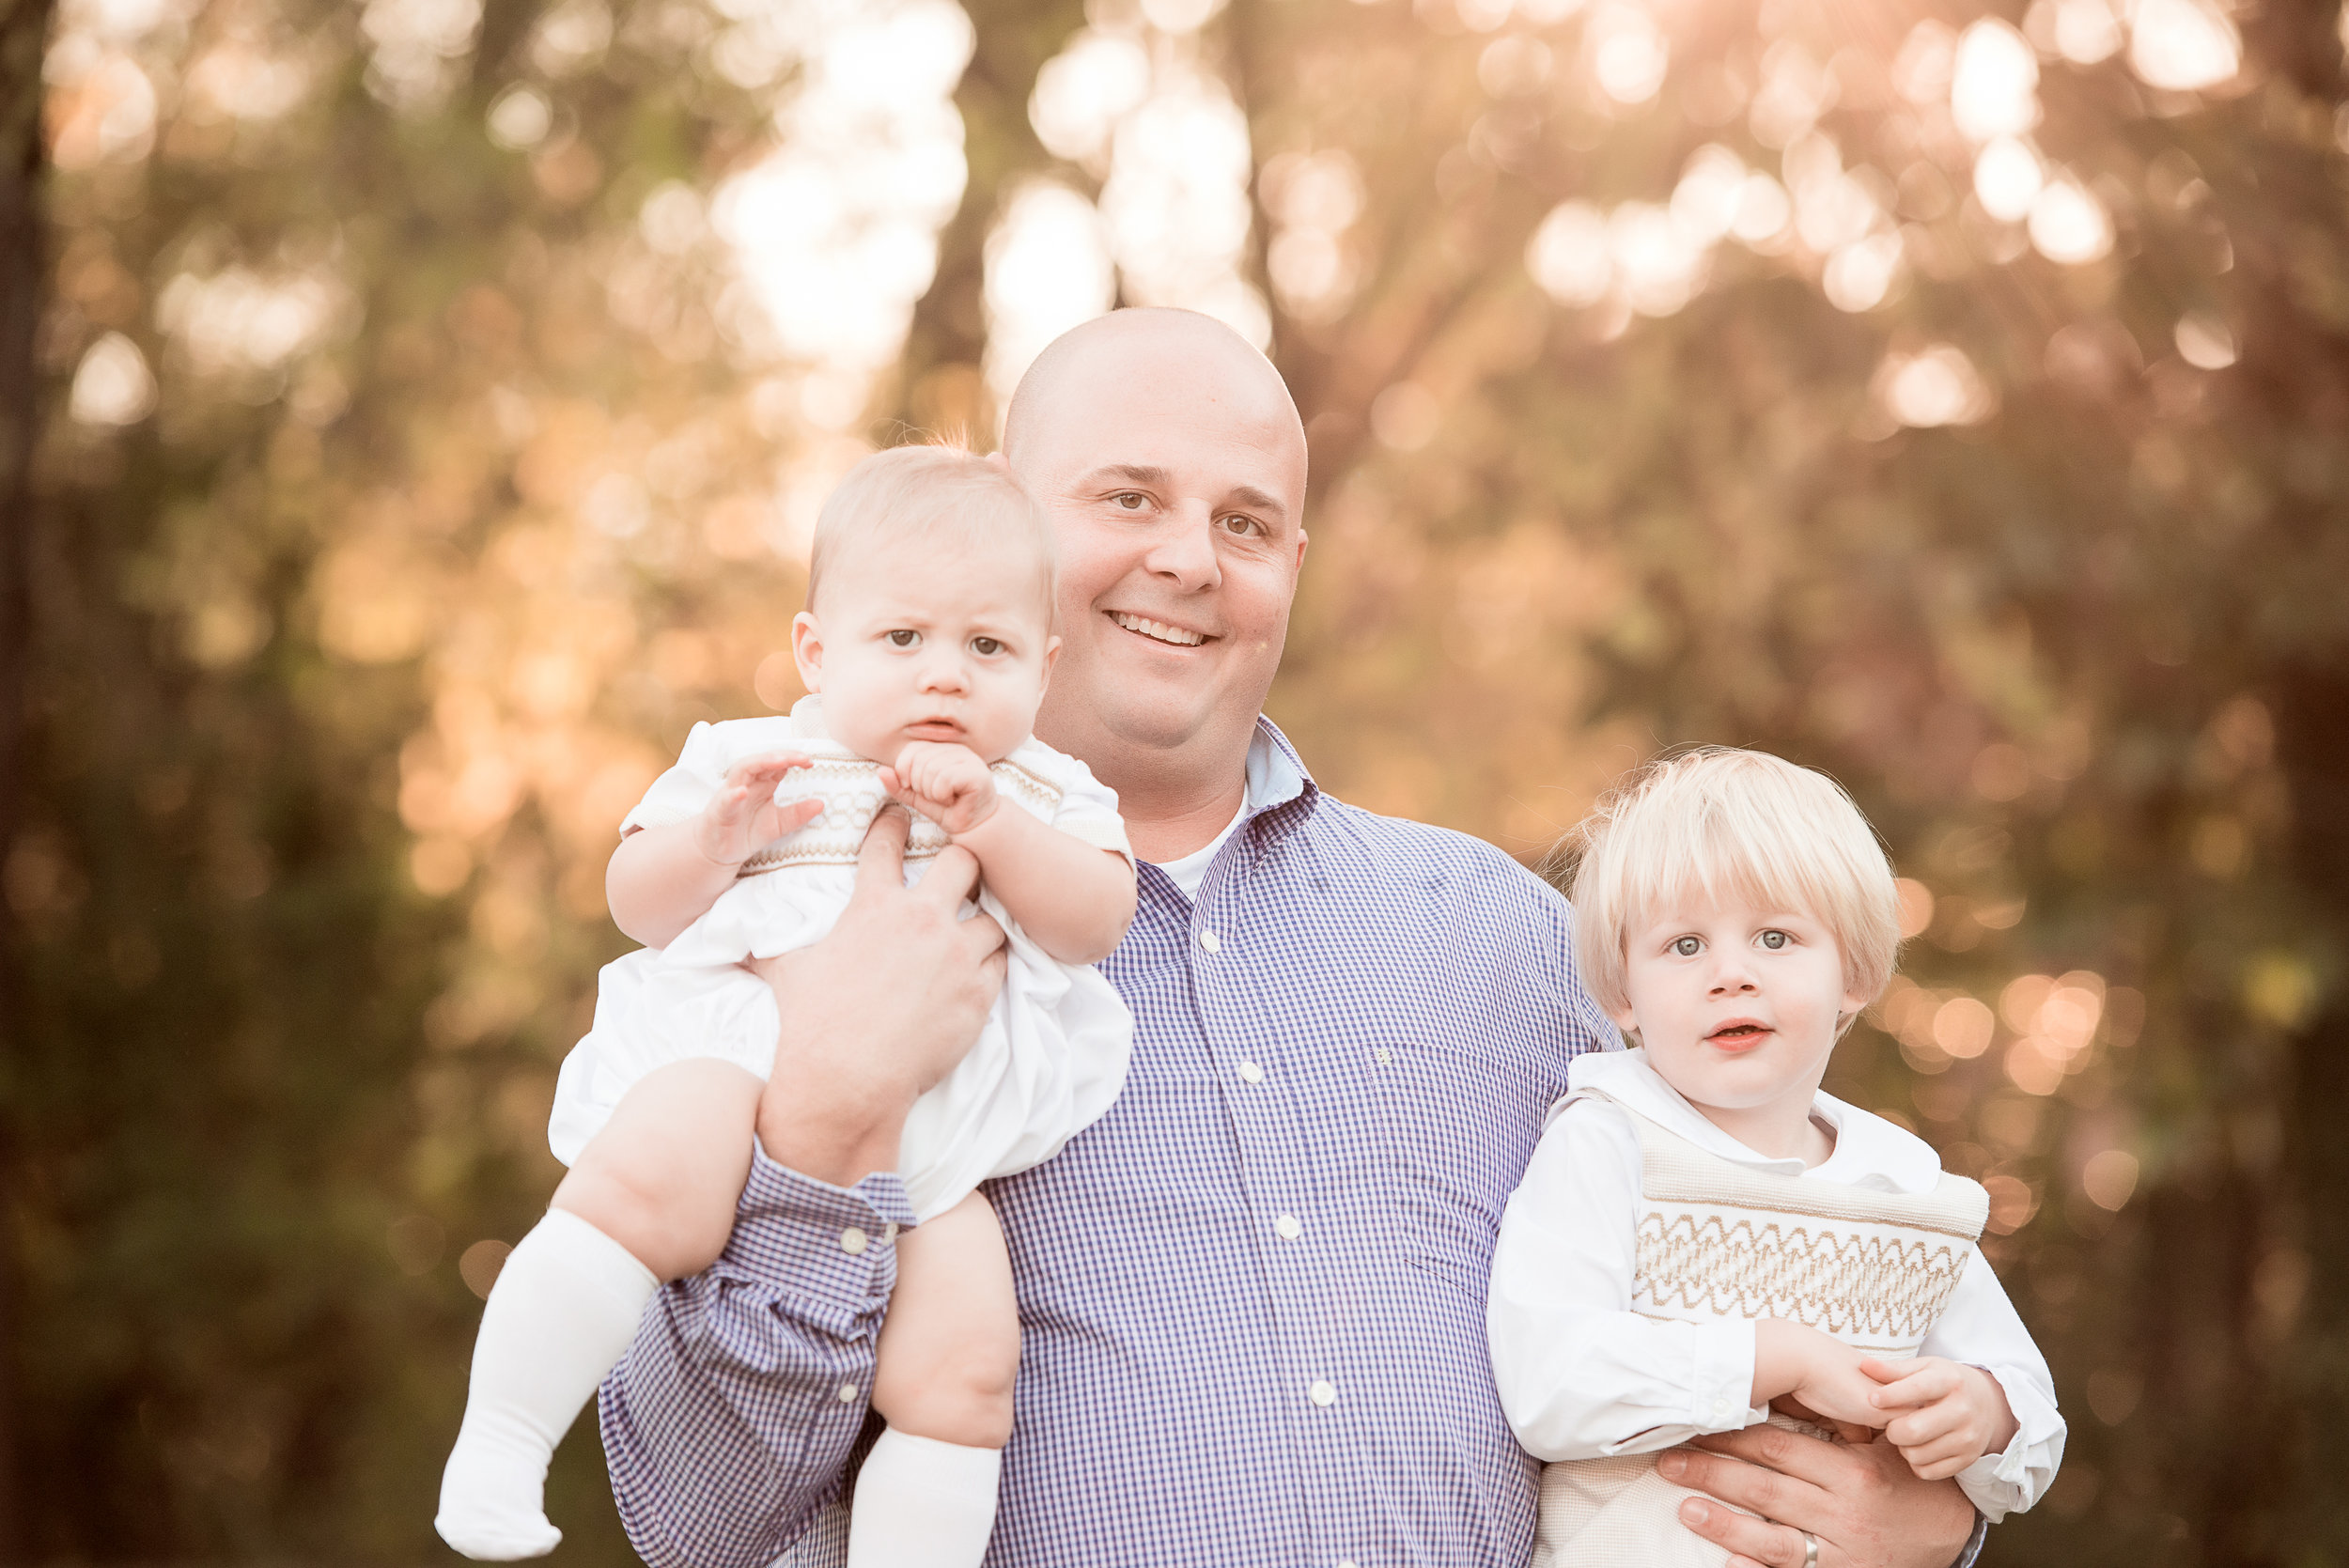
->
[1631,1209,1970,1341]
[734,754,1067,877]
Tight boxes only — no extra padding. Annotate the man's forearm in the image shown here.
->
[599,1148,915,1568]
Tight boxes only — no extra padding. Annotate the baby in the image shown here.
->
[436,446,1138,1566]
[1488,748,2065,1567]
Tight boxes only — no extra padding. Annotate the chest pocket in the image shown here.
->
[1372,1037,1548,1279]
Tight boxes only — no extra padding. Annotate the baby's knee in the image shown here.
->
[553,1142,733,1281]
[873,1314,1020,1449]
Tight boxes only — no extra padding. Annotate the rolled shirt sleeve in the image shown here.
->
[599,1144,918,1568]
[1487,1098,1766,1460]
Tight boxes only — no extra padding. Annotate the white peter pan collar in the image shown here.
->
[1564,1048,1947,1197]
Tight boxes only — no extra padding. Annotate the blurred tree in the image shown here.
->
[3,0,62,1551]
[11,0,2349,1562]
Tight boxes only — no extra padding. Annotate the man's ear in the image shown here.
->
[790,611,825,692]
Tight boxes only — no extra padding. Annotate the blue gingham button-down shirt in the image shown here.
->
[598,719,1985,1567]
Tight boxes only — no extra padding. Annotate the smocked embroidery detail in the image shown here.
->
[736,754,1067,877]
[1631,1210,1974,1344]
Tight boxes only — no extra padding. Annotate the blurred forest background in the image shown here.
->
[3,0,2345,1560]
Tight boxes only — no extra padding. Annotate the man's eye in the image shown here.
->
[886,629,920,647]
[1220,514,1263,536]
[1672,936,1703,957]
[1758,930,1789,950]
[972,636,1003,656]
[1111,491,1146,510]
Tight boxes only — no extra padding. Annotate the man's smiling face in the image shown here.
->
[1005,311,1309,774]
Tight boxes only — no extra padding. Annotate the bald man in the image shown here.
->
[597,311,1984,1568]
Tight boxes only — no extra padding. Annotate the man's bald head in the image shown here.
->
[1002,308,1306,482]
[1000,307,1313,830]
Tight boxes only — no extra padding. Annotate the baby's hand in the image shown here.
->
[1861,1356,2019,1481]
[882,742,998,836]
[693,752,819,868]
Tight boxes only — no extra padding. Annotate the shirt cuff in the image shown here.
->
[710,1142,920,1322]
[1688,1317,1766,1434]
[1953,1363,2065,1519]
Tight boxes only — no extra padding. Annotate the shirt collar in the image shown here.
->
[1247,715,1317,831]
[1564,1048,1946,1195]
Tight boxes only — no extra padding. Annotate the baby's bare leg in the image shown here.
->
[848,1191,1019,1568]
[874,1191,1020,1445]
[438,1061,761,1560]
[552,1058,764,1281]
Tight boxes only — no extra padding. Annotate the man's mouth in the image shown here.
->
[1108,611,1207,647]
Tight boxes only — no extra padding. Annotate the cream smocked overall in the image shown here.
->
[1533,1090,1989,1568]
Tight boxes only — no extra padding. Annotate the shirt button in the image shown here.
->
[1198,929,1221,954]
[1374,1047,1392,1065]
[1713,1398,1731,1418]
[882,1222,899,1244]
[839,1226,868,1255]
[1238,1060,1265,1083]
[837,1382,858,1403]
[1308,1379,1338,1407]
[1274,1214,1302,1240]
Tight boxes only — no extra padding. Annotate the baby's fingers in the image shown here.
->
[1895,1431,1983,1480]
[1865,1358,1956,1411]
[1883,1399,1961,1450]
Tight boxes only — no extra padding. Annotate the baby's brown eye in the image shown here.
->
[887,629,919,647]
[972,636,1003,656]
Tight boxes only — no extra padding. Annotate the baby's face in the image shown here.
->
[791,535,1057,767]
[1613,892,1865,1123]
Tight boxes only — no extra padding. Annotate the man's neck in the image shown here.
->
[1124,776,1249,863]
[1039,713,1255,863]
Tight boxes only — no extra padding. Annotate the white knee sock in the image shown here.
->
[436,1208,659,1560]
[847,1429,1004,1568]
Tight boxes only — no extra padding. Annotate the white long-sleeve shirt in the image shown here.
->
[1487,1049,2066,1521]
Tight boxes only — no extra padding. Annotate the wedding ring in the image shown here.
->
[1797,1529,1819,1568]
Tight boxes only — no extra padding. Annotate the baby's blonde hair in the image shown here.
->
[806,444,1056,618]
[1558,747,1901,1022]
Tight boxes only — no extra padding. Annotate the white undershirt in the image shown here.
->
[1150,798,1247,900]
[1143,729,1293,900]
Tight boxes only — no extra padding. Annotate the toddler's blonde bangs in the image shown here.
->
[1561,748,1901,1020]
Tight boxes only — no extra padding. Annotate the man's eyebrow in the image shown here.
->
[1224,485,1288,521]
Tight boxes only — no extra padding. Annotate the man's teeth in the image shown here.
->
[1112,613,1205,646]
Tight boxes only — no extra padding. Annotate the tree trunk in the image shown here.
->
[0,0,56,1556]
[2273,659,2349,1560]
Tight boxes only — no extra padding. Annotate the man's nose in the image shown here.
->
[1142,501,1222,592]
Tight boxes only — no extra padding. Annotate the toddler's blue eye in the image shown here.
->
[1672,936,1703,957]
[1759,930,1789,950]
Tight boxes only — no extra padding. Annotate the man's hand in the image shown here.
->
[1862,1358,2017,1481]
[747,807,1007,1186]
[881,742,999,836]
[693,751,821,866]
[1657,1422,1977,1568]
